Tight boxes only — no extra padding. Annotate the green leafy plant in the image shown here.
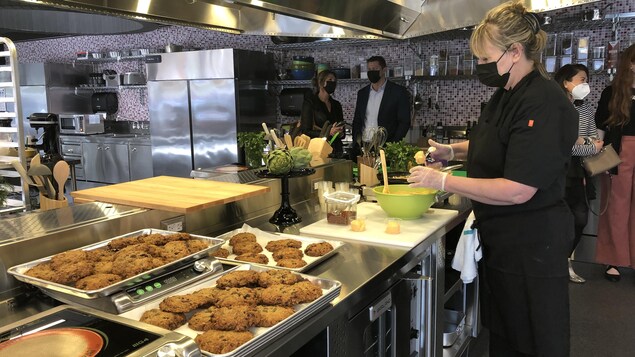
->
[383,140,420,172]
[0,177,13,207]
[237,132,267,168]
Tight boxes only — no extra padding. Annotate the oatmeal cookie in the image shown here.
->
[55,261,94,284]
[276,258,307,269]
[75,273,122,290]
[231,241,263,255]
[259,281,320,306]
[25,263,58,282]
[215,270,260,289]
[211,248,230,258]
[188,305,257,331]
[228,232,257,246]
[195,330,253,354]
[93,261,113,274]
[50,250,88,270]
[85,249,114,262]
[234,253,269,265]
[186,239,209,254]
[265,239,302,252]
[272,248,304,262]
[293,280,323,303]
[159,294,207,313]
[140,309,186,330]
[255,305,295,327]
[257,269,303,287]
[107,236,141,251]
[192,287,220,306]
[214,287,260,307]
[304,242,334,257]
[112,250,155,278]
[113,243,163,260]
[161,241,190,262]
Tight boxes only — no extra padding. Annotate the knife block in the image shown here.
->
[359,163,379,187]
[39,194,68,211]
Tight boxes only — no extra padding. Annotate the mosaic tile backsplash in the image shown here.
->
[13,0,634,137]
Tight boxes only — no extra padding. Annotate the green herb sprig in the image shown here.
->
[237,132,267,168]
[383,140,420,172]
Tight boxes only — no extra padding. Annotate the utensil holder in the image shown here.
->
[39,194,68,211]
[359,163,379,187]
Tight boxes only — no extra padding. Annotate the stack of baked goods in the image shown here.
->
[212,231,335,270]
[138,269,324,354]
[24,232,209,290]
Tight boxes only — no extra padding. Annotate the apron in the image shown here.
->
[469,99,573,356]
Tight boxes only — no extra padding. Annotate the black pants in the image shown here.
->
[564,177,589,254]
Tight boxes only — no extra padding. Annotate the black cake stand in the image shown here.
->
[256,168,315,228]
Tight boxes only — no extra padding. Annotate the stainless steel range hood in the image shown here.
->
[18,0,600,40]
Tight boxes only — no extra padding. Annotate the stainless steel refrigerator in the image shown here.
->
[146,49,276,177]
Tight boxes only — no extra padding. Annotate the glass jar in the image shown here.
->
[429,55,439,76]
[324,191,360,225]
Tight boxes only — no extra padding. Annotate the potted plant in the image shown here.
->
[383,140,420,172]
[237,131,267,168]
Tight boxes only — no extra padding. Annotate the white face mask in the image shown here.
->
[571,83,590,100]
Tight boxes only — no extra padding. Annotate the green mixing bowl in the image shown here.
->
[373,185,438,219]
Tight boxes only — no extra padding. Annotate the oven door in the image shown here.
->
[347,271,432,357]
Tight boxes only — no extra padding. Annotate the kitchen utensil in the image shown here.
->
[270,129,284,149]
[53,161,70,201]
[371,127,387,155]
[28,164,55,198]
[328,132,340,145]
[284,133,294,148]
[10,160,34,186]
[380,149,389,193]
[373,185,438,219]
[319,121,331,138]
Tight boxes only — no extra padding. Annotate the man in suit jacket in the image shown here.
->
[352,56,411,154]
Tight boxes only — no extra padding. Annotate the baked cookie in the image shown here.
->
[195,330,253,354]
[24,263,58,282]
[260,281,321,306]
[85,249,114,262]
[234,253,269,265]
[50,250,88,270]
[293,280,323,303]
[211,248,230,258]
[55,261,94,284]
[112,250,155,278]
[215,270,260,289]
[93,261,113,274]
[75,273,122,290]
[257,269,303,287]
[186,240,209,254]
[228,232,257,246]
[214,287,260,307]
[255,305,295,327]
[265,239,302,252]
[231,241,263,255]
[140,309,186,330]
[188,305,257,331]
[161,241,191,262]
[276,258,307,269]
[159,294,207,313]
[272,248,304,262]
[107,236,141,251]
[304,242,334,257]
[192,287,220,306]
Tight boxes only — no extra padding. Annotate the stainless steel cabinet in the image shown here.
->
[83,142,130,183]
[129,144,153,180]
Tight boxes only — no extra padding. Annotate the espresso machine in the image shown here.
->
[27,113,62,163]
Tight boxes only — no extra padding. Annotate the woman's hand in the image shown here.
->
[593,139,604,153]
[407,166,449,191]
[427,139,454,161]
[329,123,344,136]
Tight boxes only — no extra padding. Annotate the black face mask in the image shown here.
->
[324,81,337,94]
[367,70,381,84]
[476,48,513,87]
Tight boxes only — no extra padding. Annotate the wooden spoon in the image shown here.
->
[53,161,70,201]
[380,149,389,193]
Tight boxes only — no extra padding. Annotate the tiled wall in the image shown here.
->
[14,0,634,133]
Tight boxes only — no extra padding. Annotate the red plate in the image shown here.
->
[0,327,104,357]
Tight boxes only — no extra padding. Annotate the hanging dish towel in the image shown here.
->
[451,211,482,283]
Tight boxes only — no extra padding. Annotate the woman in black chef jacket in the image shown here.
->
[408,1,578,356]
[300,69,344,156]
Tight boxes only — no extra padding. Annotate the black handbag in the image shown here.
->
[581,144,621,176]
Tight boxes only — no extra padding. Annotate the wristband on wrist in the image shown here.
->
[440,172,449,191]
[448,145,455,161]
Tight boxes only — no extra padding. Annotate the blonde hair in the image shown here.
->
[470,0,548,78]
[606,44,635,128]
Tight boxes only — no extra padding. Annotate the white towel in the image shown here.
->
[451,211,482,284]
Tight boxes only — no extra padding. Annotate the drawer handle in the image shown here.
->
[131,147,137,152]
[104,146,110,150]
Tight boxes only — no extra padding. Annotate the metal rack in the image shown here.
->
[0,37,29,213]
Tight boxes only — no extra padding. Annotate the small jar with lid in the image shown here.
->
[324,191,360,225]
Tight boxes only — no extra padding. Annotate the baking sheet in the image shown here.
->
[8,229,225,299]
[215,224,345,272]
[119,264,341,357]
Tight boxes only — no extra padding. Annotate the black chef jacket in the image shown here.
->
[468,71,578,356]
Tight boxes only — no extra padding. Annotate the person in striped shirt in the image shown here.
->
[554,64,603,283]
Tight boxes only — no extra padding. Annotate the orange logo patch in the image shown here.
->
[528,119,534,127]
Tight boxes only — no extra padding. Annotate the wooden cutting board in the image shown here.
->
[70,176,270,213]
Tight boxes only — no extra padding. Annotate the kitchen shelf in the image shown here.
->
[74,54,153,63]
[74,85,147,92]
[266,38,393,51]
